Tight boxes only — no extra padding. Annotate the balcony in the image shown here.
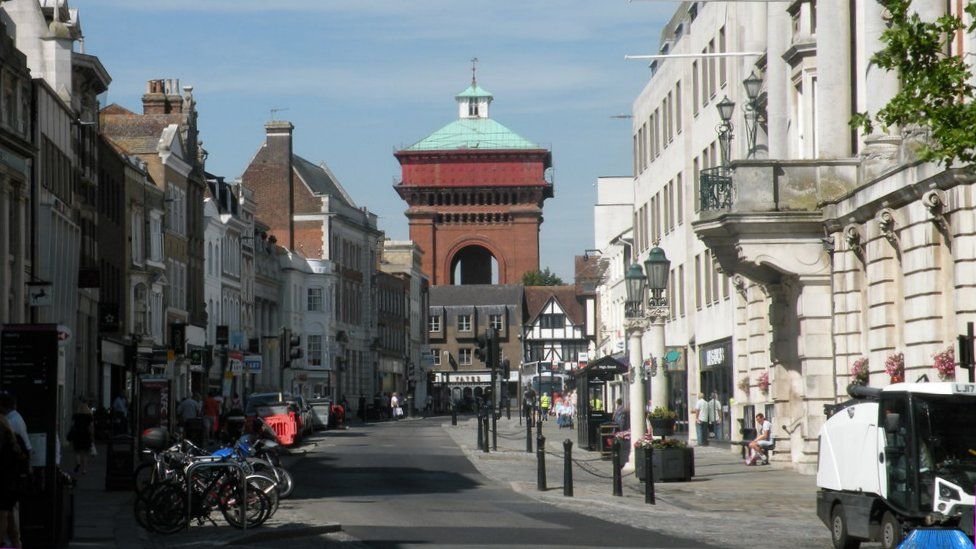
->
[697,159,859,215]
[699,166,734,211]
[693,158,859,284]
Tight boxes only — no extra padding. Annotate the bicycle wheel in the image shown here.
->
[274,467,294,499]
[133,490,152,531]
[133,461,158,497]
[220,474,275,528]
[145,482,188,535]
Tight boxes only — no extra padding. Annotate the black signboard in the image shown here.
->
[169,323,186,356]
[99,302,121,333]
[0,324,62,546]
[216,325,229,345]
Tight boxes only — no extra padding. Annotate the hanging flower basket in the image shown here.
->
[885,351,905,383]
[757,371,770,394]
[933,346,955,380]
[850,357,869,386]
[737,375,750,393]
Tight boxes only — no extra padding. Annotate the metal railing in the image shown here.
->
[699,166,734,211]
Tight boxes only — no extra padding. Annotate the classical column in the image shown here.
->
[0,181,9,323]
[816,0,853,158]
[861,0,902,179]
[648,311,669,413]
[766,3,790,158]
[623,316,648,473]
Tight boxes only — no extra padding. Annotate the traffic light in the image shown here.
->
[169,322,186,356]
[475,333,489,364]
[280,328,303,368]
[474,328,499,369]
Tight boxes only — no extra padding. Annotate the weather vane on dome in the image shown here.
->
[471,57,479,86]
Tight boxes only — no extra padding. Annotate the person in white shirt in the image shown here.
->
[0,392,30,455]
[693,393,709,446]
[747,413,774,465]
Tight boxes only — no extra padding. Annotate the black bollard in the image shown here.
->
[537,435,547,491]
[644,445,656,505]
[612,438,623,497]
[563,439,573,497]
[483,416,490,454]
[526,421,533,453]
[506,400,511,420]
[476,415,484,450]
[451,405,457,426]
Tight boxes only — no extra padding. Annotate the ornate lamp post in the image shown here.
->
[622,247,670,472]
[742,71,764,158]
[716,96,736,166]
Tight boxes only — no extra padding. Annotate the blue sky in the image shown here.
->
[82,0,670,280]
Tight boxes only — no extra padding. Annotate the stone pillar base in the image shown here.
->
[861,133,901,182]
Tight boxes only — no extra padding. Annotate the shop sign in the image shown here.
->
[700,339,732,371]
[665,347,686,371]
[578,352,589,368]
[228,350,244,374]
[245,354,262,374]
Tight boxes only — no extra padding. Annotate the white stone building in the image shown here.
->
[277,251,336,399]
[380,240,430,412]
[623,0,976,472]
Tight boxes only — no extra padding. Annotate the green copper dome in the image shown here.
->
[405,118,541,151]
[455,84,493,99]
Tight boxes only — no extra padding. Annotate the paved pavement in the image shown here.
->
[288,417,709,547]
[64,416,854,547]
[443,415,838,549]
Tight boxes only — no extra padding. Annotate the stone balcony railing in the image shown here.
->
[698,159,861,215]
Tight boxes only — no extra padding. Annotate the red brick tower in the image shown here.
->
[395,78,553,285]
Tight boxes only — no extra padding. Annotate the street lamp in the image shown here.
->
[742,71,764,158]
[716,96,735,167]
[621,248,671,473]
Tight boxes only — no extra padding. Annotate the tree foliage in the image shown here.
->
[852,0,976,166]
[521,267,564,286]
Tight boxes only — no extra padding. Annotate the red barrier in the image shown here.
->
[263,414,296,446]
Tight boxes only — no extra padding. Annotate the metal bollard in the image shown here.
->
[611,438,623,497]
[492,412,497,451]
[451,406,457,426]
[506,401,511,420]
[482,416,490,454]
[645,445,656,505]
[563,439,573,497]
[526,421,533,453]
[476,416,484,450]
[537,434,547,491]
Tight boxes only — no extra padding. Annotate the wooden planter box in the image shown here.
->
[649,418,676,436]
[635,446,694,482]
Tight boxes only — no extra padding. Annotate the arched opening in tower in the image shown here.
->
[450,245,499,285]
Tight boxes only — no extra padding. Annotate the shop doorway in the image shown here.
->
[699,339,733,441]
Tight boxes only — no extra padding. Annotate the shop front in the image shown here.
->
[664,346,688,434]
[100,338,131,410]
[698,338,733,441]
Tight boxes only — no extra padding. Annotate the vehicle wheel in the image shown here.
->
[830,504,861,549]
[133,462,156,497]
[880,512,903,549]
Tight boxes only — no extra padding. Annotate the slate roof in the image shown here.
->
[404,118,541,152]
[100,103,185,154]
[430,284,523,307]
[292,154,355,207]
[523,285,584,326]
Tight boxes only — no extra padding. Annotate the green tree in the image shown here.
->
[522,267,564,286]
[852,0,976,166]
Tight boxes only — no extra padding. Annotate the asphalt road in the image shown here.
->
[286,418,712,548]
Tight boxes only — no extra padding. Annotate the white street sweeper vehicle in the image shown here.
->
[817,382,976,549]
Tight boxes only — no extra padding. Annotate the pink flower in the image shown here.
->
[850,357,869,385]
[757,371,770,393]
[884,352,904,379]
[933,347,955,380]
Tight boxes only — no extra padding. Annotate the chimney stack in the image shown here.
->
[142,78,186,115]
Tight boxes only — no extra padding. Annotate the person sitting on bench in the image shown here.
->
[747,413,773,465]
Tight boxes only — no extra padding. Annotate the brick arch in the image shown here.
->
[441,236,509,285]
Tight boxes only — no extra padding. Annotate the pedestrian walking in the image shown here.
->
[358,395,367,422]
[111,392,128,434]
[202,391,221,443]
[68,397,94,475]
[707,391,722,440]
[0,392,29,549]
[177,393,201,437]
[0,413,27,548]
[540,392,551,421]
[391,393,402,420]
[694,393,709,446]
[612,398,628,429]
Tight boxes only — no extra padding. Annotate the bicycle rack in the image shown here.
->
[185,460,248,532]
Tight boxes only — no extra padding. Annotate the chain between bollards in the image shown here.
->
[644,445,656,505]
[563,439,573,497]
[536,434,547,491]
[611,438,623,497]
